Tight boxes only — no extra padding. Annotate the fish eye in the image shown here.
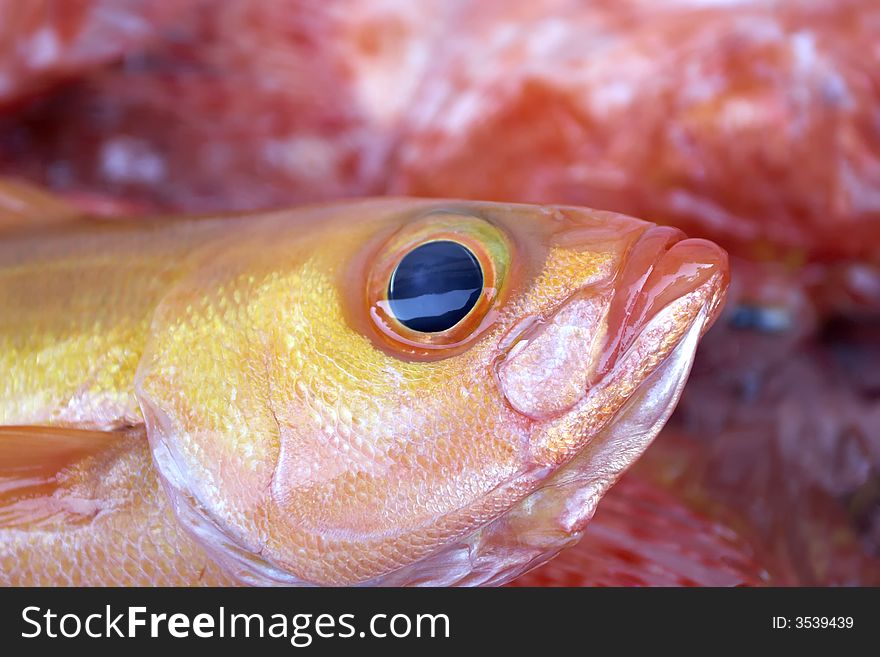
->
[366,212,512,357]
[388,241,484,333]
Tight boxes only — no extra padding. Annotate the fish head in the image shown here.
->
[135,199,728,586]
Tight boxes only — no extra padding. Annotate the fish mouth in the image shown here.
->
[496,225,728,425]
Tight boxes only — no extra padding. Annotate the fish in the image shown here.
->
[510,470,770,587]
[0,181,728,586]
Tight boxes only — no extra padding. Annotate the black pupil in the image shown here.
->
[388,241,484,333]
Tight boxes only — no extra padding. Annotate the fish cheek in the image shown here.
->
[134,263,283,558]
[253,334,537,584]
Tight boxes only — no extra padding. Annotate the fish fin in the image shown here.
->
[0,425,142,529]
[0,178,84,232]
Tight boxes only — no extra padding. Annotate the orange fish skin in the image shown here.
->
[0,196,728,586]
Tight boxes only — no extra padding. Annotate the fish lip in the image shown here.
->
[595,233,729,379]
[495,226,728,422]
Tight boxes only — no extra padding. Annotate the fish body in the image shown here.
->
[0,193,727,585]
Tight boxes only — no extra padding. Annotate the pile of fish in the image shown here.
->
[0,0,877,585]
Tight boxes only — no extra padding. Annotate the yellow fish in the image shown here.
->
[0,181,727,586]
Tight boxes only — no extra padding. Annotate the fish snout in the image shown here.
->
[495,228,728,424]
